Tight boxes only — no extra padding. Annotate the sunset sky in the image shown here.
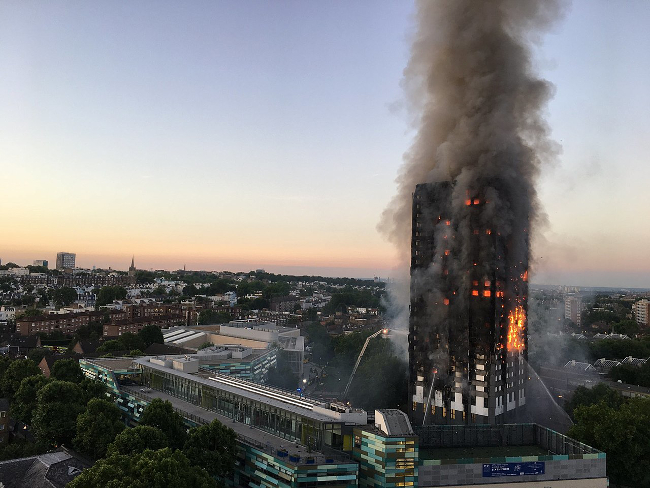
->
[1,1,649,287]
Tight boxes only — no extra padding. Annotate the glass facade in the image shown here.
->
[232,444,359,488]
[200,349,276,382]
[141,364,343,450]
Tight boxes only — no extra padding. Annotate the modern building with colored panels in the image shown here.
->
[78,356,364,488]
[196,346,277,383]
[353,410,418,488]
[133,355,365,451]
[232,441,358,488]
[79,358,148,422]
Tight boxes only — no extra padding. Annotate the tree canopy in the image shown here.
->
[96,286,127,307]
[1,358,42,399]
[107,426,169,457]
[11,375,49,425]
[139,398,187,449]
[51,358,85,383]
[67,448,217,488]
[32,380,86,446]
[52,287,78,307]
[183,419,237,478]
[568,397,650,487]
[73,398,125,459]
[138,324,164,347]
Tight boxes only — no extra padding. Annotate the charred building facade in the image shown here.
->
[409,182,529,426]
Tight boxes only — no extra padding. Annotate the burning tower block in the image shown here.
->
[409,182,529,425]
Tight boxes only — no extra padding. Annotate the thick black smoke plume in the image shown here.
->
[380,0,564,268]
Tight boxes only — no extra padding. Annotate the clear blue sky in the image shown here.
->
[1,1,649,287]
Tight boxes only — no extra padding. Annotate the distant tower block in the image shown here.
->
[56,252,76,270]
[408,182,529,426]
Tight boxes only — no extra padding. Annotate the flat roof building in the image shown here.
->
[56,252,76,270]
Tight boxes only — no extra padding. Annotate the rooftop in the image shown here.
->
[122,386,352,466]
[133,356,360,423]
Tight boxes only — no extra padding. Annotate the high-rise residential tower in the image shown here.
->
[409,182,528,426]
[56,252,76,270]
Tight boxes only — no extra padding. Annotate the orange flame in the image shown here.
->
[507,306,526,352]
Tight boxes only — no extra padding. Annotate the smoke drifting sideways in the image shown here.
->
[380,0,567,337]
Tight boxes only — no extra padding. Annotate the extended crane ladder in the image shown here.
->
[343,329,385,398]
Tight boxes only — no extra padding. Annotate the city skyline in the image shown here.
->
[2,1,650,287]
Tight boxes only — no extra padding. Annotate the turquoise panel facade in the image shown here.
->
[352,428,418,488]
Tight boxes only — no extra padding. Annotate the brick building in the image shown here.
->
[103,315,184,337]
[16,310,126,336]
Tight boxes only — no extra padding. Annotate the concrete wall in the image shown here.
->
[439,481,606,488]
[418,457,606,487]
[219,325,278,343]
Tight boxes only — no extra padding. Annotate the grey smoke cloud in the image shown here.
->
[379,0,565,263]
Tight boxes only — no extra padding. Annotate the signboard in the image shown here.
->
[482,462,545,477]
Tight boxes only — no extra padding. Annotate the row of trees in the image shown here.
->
[68,398,237,487]
[322,286,384,314]
[0,356,109,460]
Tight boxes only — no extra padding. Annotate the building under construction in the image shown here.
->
[409,182,529,425]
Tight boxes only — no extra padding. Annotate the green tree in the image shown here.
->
[0,356,11,382]
[27,347,51,364]
[564,384,624,419]
[32,380,86,446]
[67,448,216,488]
[52,287,78,307]
[612,319,640,336]
[96,286,128,307]
[183,419,237,478]
[198,309,232,325]
[152,285,167,296]
[138,324,164,347]
[107,425,169,456]
[80,378,109,403]
[135,270,157,284]
[72,321,104,341]
[96,340,123,354]
[73,398,125,459]
[568,398,650,487]
[20,308,45,319]
[1,358,42,399]
[182,284,199,297]
[139,398,187,449]
[51,358,84,383]
[118,332,145,352]
[11,375,49,424]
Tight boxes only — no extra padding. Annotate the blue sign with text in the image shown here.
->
[482,462,545,477]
